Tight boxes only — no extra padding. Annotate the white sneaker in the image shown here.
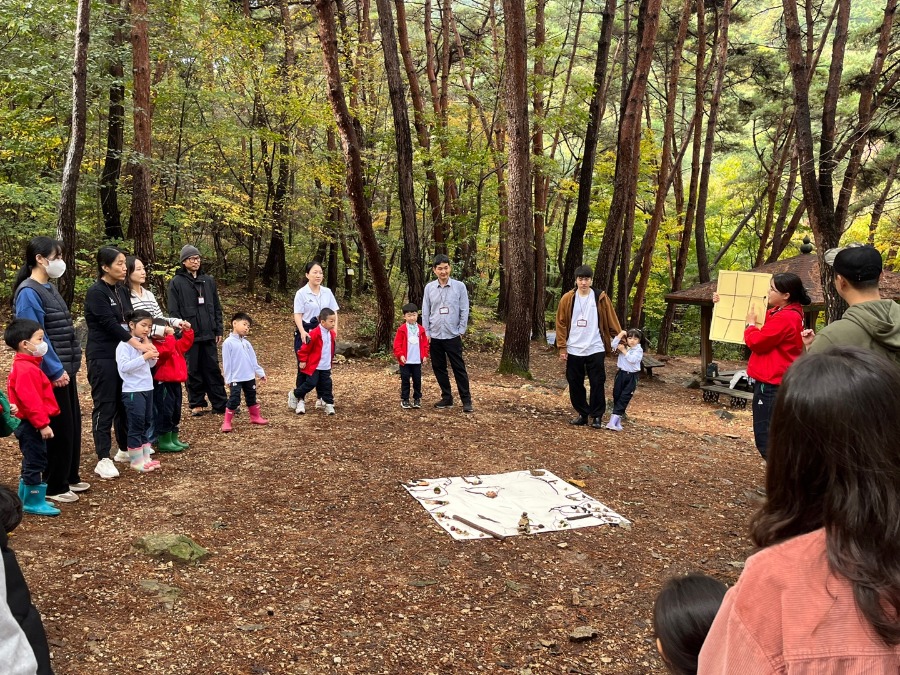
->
[113,449,130,463]
[46,490,79,503]
[288,390,298,409]
[295,399,306,415]
[315,398,325,409]
[94,458,120,479]
[325,403,335,415]
[69,482,90,492]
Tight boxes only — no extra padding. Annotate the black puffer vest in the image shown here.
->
[14,279,83,376]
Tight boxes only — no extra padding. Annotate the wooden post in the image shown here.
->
[700,303,713,378]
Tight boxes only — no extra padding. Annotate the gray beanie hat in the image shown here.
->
[180,244,201,262]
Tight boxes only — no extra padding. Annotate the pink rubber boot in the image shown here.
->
[248,404,269,425]
[221,409,235,433]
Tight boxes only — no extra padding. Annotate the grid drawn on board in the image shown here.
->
[711,270,772,344]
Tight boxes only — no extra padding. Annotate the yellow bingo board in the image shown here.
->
[711,270,772,344]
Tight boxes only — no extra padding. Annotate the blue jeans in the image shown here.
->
[752,381,779,460]
[16,421,48,486]
[122,390,154,448]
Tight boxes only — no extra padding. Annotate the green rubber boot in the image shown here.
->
[22,483,60,517]
[156,431,184,453]
[172,431,189,450]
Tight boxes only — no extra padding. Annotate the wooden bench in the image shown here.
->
[641,355,666,378]
[700,384,753,409]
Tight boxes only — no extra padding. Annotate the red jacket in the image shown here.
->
[152,328,194,383]
[744,302,804,385]
[297,325,336,375]
[393,322,429,364]
[7,353,59,429]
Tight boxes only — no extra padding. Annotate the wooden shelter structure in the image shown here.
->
[663,251,900,376]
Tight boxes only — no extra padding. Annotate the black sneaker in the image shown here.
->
[400,400,412,409]
[413,399,421,408]
[462,401,474,413]
[434,398,454,409]
[591,417,603,429]
[569,415,588,426]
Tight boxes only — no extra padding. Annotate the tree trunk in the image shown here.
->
[394,0,442,260]
[375,0,424,307]
[531,0,547,340]
[693,0,731,283]
[560,0,617,291]
[262,0,294,293]
[56,0,90,306]
[783,0,842,319]
[629,0,691,326]
[593,0,662,295]
[867,154,900,244]
[99,0,125,243]
[498,0,534,376]
[129,0,156,271]
[316,0,394,349]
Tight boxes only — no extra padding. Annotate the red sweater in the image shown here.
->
[152,328,194,383]
[744,303,804,385]
[7,353,59,429]
[393,322,429,364]
[296,325,336,375]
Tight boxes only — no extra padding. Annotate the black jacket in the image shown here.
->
[167,267,223,342]
[84,279,134,362]
[1,530,53,674]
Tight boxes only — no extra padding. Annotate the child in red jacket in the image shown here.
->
[393,303,429,409]
[4,319,61,517]
[152,324,194,452]
[293,308,337,415]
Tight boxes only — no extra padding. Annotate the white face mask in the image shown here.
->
[44,258,67,279]
[27,340,49,357]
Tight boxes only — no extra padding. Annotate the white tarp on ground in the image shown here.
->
[402,469,630,541]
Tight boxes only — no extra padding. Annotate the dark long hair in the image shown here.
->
[653,573,727,675]
[750,347,900,645]
[11,236,63,298]
[771,272,811,306]
[125,255,142,287]
[96,246,123,278]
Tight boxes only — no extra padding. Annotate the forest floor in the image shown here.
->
[0,296,766,675]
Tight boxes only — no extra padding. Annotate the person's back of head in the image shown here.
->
[653,573,727,674]
[826,244,883,301]
[752,346,900,645]
[0,484,24,535]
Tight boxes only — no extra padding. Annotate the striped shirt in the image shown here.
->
[130,287,183,328]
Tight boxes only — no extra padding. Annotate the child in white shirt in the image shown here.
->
[115,310,161,471]
[606,329,643,431]
[221,312,268,432]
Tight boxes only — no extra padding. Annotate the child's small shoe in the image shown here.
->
[413,399,421,409]
[400,400,411,409]
[605,414,622,431]
[248,404,268,425]
[295,399,306,415]
[221,409,235,432]
[325,403,335,415]
[143,445,161,470]
[315,398,325,409]
[128,447,149,472]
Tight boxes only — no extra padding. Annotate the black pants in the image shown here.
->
[122,390,153,448]
[752,381,779,460]
[15,422,47,486]
[45,378,83,496]
[294,322,317,390]
[154,381,183,435]
[612,370,639,416]
[227,379,258,410]
[566,351,606,419]
[88,358,127,460]
[294,369,334,404]
[430,336,471,403]
[185,340,227,411]
[400,363,423,401]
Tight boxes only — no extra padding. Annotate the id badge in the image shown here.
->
[439,306,450,315]
[198,296,205,305]
[576,319,587,327]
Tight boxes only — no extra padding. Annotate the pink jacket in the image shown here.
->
[699,528,900,674]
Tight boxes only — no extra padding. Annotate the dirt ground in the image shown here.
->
[0,297,767,675]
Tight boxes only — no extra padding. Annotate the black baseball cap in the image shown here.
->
[826,245,882,282]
